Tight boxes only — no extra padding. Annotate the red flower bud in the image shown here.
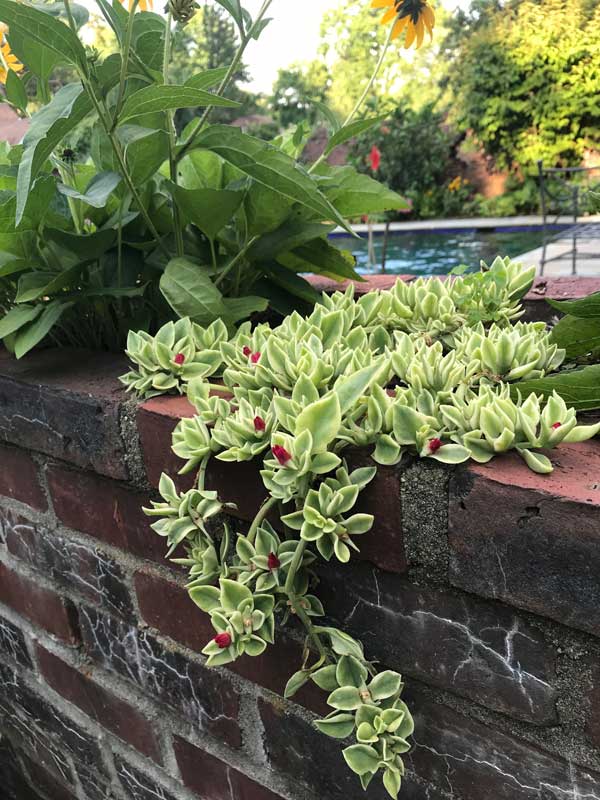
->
[174,353,186,365]
[254,416,266,432]
[551,422,562,430]
[272,445,292,465]
[428,438,443,454]
[214,632,232,649]
[250,351,261,364]
[267,552,281,570]
[243,346,252,357]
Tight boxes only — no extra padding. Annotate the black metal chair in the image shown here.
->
[536,160,600,275]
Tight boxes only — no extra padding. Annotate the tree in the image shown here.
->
[441,0,600,172]
[171,1,256,126]
[269,61,330,128]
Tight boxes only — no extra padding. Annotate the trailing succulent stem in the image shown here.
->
[134,261,600,798]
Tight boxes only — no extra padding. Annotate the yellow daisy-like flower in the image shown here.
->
[0,26,23,85]
[371,0,435,49]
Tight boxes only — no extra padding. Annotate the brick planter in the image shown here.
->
[1,280,600,800]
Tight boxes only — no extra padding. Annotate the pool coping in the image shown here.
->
[331,214,600,237]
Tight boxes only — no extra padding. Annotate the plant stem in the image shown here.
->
[196,454,210,492]
[84,79,170,257]
[112,0,139,127]
[177,0,274,161]
[309,23,394,174]
[163,8,185,257]
[215,235,258,288]
[247,496,279,545]
[283,539,329,661]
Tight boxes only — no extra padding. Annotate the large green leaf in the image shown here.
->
[318,165,409,218]
[324,115,386,157]
[0,0,87,67]
[222,296,268,323]
[168,184,244,240]
[120,126,170,185]
[13,300,73,358]
[191,125,354,234]
[260,261,320,305]
[185,67,229,90]
[119,85,239,123]
[45,228,116,259]
[547,291,600,318]
[0,304,43,338]
[278,237,362,282]
[5,69,28,114]
[514,365,600,410]
[58,171,121,209]
[160,257,227,323]
[550,314,600,359]
[248,220,335,262]
[296,392,342,452]
[16,83,92,223]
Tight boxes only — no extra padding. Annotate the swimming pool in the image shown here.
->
[331,228,547,276]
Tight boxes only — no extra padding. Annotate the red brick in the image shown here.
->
[449,441,600,636]
[137,396,196,489]
[134,570,327,714]
[174,737,285,800]
[135,570,214,651]
[0,348,129,480]
[36,646,161,762]
[47,465,167,563]
[0,444,47,510]
[345,449,406,574]
[0,563,78,642]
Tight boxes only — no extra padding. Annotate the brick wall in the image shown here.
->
[1,338,600,800]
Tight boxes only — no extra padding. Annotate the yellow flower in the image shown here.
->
[0,26,23,85]
[448,176,462,193]
[371,0,435,49]
[121,0,153,12]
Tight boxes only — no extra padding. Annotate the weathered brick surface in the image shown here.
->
[2,508,134,619]
[0,660,105,786]
[47,464,167,563]
[319,561,558,725]
[0,348,129,479]
[137,396,196,489]
[0,562,78,642]
[36,646,162,762]
[134,570,327,715]
[0,612,32,667]
[0,443,46,509]
[0,740,58,800]
[449,445,600,637]
[406,691,600,800]
[258,697,449,800]
[586,666,600,750]
[174,736,286,800]
[79,606,242,748]
[134,569,214,651]
[115,756,179,800]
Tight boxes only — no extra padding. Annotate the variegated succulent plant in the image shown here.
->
[129,258,600,799]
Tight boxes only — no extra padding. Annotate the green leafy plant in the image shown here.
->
[513,289,600,411]
[124,260,600,798]
[0,0,408,357]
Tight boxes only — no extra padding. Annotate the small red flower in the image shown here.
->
[174,353,185,366]
[254,416,266,433]
[551,422,562,430]
[243,346,252,357]
[250,351,261,364]
[428,438,443,454]
[267,552,281,570]
[272,445,292,466]
[369,145,381,172]
[214,632,232,649]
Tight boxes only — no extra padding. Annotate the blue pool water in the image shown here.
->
[331,228,547,276]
